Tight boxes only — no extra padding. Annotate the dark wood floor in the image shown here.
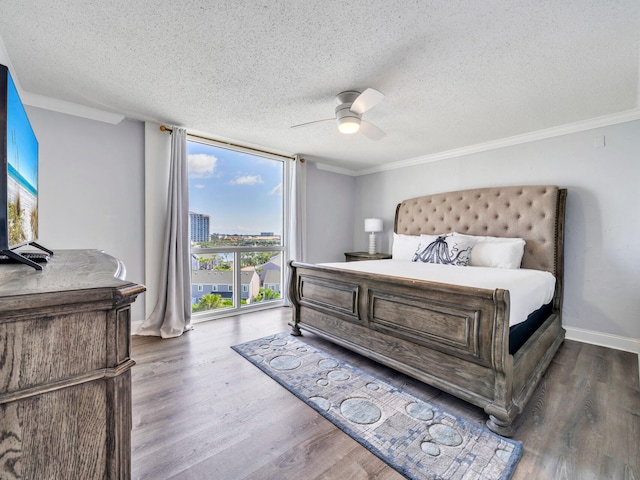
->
[131,307,640,480]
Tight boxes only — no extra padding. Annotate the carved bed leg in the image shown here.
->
[289,322,302,336]
[486,415,515,438]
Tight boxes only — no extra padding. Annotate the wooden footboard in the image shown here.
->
[288,185,566,437]
[288,261,522,433]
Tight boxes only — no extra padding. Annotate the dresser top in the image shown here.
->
[0,249,143,299]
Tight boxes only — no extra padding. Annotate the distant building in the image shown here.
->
[189,212,210,243]
[263,269,281,294]
[191,253,220,271]
[191,269,260,305]
[257,253,282,283]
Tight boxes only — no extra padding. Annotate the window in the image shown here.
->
[188,138,287,320]
[197,285,203,292]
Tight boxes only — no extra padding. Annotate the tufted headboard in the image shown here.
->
[394,185,566,279]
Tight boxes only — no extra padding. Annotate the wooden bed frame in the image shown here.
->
[288,185,566,436]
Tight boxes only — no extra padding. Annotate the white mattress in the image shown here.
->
[319,259,556,327]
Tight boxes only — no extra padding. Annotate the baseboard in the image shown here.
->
[564,326,640,384]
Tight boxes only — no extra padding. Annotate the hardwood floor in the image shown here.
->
[131,307,640,479]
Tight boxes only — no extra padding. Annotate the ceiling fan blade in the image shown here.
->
[359,120,386,141]
[350,88,384,115]
[290,118,335,129]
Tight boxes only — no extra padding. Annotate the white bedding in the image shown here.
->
[319,259,556,327]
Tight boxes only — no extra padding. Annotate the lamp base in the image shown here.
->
[368,232,377,255]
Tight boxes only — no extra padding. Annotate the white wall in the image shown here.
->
[305,161,356,263]
[25,106,146,321]
[351,120,640,343]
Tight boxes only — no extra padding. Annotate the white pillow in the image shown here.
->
[412,234,478,266]
[391,233,421,260]
[453,232,526,269]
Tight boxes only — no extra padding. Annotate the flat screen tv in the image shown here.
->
[0,63,52,269]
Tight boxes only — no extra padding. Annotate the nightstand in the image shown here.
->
[344,251,392,262]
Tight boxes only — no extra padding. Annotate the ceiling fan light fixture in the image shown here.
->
[337,116,361,134]
[291,88,384,140]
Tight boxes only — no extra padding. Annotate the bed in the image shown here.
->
[288,185,566,436]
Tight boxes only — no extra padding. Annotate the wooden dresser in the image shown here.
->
[0,249,145,479]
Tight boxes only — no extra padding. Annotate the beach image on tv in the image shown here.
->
[7,73,38,247]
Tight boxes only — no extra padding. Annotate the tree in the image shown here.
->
[252,287,280,303]
[240,252,273,268]
[192,293,225,312]
[215,261,232,270]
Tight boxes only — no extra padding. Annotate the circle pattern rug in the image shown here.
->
[232,332,522,480]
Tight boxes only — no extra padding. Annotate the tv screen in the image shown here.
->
[0,63,39,251]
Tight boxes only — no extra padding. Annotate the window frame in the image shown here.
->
[188,136,289,321]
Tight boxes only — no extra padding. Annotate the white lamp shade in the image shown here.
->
[364,218,383,233]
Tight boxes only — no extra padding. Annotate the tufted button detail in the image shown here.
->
[394,185,559,274]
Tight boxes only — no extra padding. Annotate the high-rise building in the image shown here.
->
[189,212,210,243]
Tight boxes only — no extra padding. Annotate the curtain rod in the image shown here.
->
[159,125,302,162]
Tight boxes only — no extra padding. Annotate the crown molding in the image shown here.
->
[314,162,360,176]
[315,108,640,177]
[21,92,125,125]
[1,34,124,125]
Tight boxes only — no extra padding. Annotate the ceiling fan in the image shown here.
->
[291,88,386,140]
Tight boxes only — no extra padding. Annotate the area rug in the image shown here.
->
[232,332,522,480]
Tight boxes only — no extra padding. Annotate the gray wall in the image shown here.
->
[352,120,640,341]
[305,161,356,263]
[25,106,146,321]
[21,104,640,346]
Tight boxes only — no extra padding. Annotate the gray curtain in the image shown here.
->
[135,127,192,338]
[284,155,306,305]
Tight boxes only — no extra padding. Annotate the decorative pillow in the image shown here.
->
[453,232,526,269]
[412,234,478,266]
[391,233,421,260]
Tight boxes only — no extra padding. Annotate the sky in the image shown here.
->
[7,70,38,190]
[187,140,283,235]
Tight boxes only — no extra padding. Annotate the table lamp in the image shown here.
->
[364,218,383,254]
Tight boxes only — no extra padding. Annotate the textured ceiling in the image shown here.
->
[1,1,639,172]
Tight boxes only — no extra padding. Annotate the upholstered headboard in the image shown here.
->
[394,185,566,278]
